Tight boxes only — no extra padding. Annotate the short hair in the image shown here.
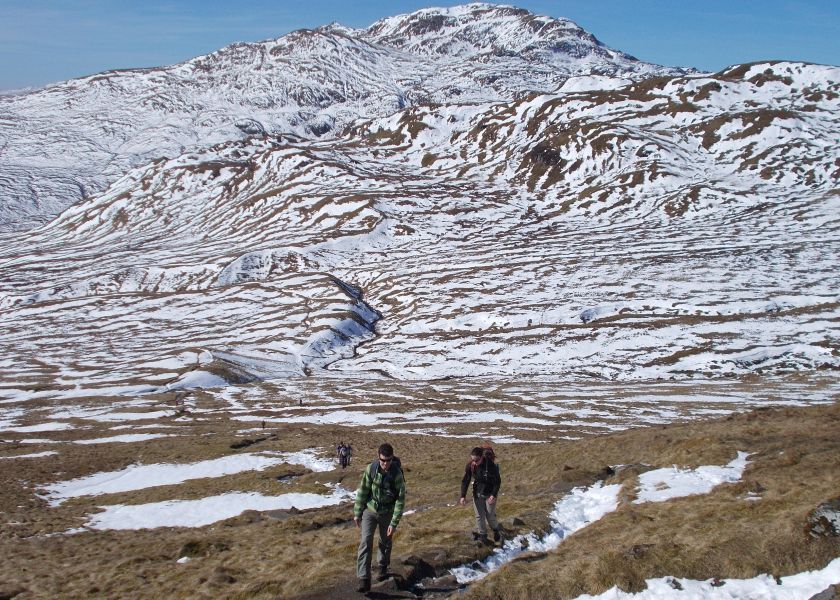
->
[471,447,484,457]
[378,443,394,458]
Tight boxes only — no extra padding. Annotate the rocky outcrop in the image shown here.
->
[807,499,840,538]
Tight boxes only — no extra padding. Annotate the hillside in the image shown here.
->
[0,3,683,232]
[1,61,838,401]
[0,4,839,599]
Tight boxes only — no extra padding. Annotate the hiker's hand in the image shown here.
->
[354,516,361,527]
[459,497,465,506]
[488,496,496,505]
[387,525,395,537]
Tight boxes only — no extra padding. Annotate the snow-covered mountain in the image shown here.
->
[0,3,684,232]
[1,42,838,400]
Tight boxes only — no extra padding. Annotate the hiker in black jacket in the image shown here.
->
[459,446,501,544]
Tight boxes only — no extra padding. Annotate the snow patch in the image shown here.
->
[634,452,750,504]
[84,486,355,530]
[42,448,335,505]
[572,557,840,599]
[0,451,58,460]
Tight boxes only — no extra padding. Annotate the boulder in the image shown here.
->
[0,587,26,600]
[809,584,840,600]
[234,119,266,136]
[419,573,459,593]
[807,499,840,537]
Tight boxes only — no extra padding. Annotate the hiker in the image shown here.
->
[337,442,352,469]
[340,443,353,468]
[354,443,406,593]
[459,446,501,544]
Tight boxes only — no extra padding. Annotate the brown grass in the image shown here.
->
[0,397,837,599]
[459,402,840,600]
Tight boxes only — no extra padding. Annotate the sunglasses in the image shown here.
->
[379,456,394,463]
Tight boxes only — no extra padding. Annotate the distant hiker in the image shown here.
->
[339,443,353,469]
[354,443,406,593]
[459,445,501,544]
[336,442,352,469]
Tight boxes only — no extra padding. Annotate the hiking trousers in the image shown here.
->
[356,507,393,580]
[473,494,498,536]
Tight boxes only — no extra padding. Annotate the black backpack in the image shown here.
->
[368,456,403,502]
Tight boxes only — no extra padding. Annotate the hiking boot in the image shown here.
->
[479,534,491,545]
[493,528,501,542]
[356,578,371,593]
[376,565,389,582]
[471,531,482,541]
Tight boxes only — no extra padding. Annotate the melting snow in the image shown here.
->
[42,448,335,505]
[1,422,74,433]
[452,482,622,583]
[634,452,750,504]
[572,557,840,599]
[0,451,58,460]
[71,433,173,445]
[452,451,752,584]
[84,485,355,530]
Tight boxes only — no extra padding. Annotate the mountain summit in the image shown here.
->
[0,3,681,232]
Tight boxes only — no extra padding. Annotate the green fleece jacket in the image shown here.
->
[354,462,406,527]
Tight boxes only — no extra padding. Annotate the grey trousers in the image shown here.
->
[473,495,499,536]
[356,507,393,580]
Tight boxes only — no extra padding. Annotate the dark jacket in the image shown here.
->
[461,458,501,498]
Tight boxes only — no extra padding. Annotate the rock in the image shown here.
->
[235,119,266,136]
[625,544,655,559]
[370,576,418,598]
[230,436,267,449]
[371,576,401,593]
[206,567,237,585]
[234,509,263,525]
[809,584,840,600]
[667,578,683,590]
[0,587,26,600]
[398,554,436,582]
[807,499,840,537]
[419,574,459,593]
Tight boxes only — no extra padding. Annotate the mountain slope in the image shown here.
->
[1,61,838,401]
[0,3,683,232]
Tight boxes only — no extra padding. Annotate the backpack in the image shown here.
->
[469,445,497,474]
[368,456,402,479]
[368,456,403,504]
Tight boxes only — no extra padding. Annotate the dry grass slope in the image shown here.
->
[0,399,837,599]
[459,401,840,600]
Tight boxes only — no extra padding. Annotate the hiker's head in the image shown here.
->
[471,447,484,461]
[378,443,394,465]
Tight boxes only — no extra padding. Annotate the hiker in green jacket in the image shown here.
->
[354,442,406,593]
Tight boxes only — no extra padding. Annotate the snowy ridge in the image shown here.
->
[0,3,681,232]
[1,59,839,397]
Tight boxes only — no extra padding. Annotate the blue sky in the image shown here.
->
[1,0,838,91]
